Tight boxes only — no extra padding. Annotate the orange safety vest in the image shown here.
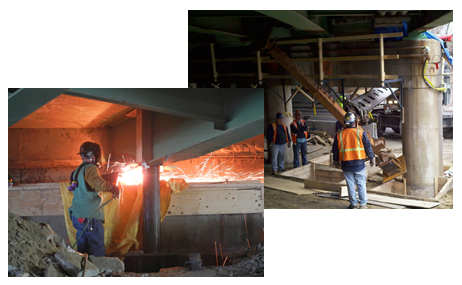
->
[337,128,367,161]
[290,119,308,142]
[271,122,289,143]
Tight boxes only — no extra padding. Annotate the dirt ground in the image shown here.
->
[264,130,453,209]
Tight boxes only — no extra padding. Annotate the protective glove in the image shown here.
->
[109,184,120,199]
[334,161,342,169]
[369,157,376,167]
[287,141,292,148]
[269,142,274,148]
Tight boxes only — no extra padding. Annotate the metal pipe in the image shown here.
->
[143,165,161,253]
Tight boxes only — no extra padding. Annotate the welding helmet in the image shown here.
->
[344,112,356,126]
[77,141,101,165]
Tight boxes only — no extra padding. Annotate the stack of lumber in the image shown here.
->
[308,130,334,146]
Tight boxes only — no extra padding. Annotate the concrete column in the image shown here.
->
[401,39,444,198]
[264,84,293,167]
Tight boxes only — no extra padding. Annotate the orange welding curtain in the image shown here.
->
[59,178,189,260]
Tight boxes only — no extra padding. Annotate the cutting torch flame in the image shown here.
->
[117,165,143,186]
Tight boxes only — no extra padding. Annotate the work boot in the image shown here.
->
[347,204,357,209]
[359,205,368,209]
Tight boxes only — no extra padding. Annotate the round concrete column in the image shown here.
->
[264,84,293,167]
[401,39,444,198]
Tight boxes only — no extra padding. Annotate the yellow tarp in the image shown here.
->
[59,178,188,259]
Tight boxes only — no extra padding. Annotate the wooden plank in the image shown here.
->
[316,193,406,209]
[319,38,324,84]
[278,32,403,45]
[380,33,385,85]
[366,193,440,209]
[9,182,61,191]
[434,177,453,200]
[304,180,346,193]
[265,54,400,63]
[167,187,263,216]
[314,135,329,146]
[264,176,322,195]
[280,163,314,180]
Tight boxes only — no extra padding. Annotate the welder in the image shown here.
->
[68,141,120,256]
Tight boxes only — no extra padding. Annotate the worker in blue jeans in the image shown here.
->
[332,112,375,209]
[68,142,119,256]
[267,113,291,175]
[290,110,309,168]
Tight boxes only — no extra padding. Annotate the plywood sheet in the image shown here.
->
[167,186,263,216]
[264,176,322,195]
[8,189,64,216]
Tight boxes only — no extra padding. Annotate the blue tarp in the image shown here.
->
[423,31,453,66]
[374,21,408,41]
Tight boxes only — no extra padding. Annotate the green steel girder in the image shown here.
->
[8,88,70,127]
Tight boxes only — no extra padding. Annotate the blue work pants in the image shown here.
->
[293,141,308,168]
[271,144,286,172]
[343,168,368,206]
[71,216,106,257]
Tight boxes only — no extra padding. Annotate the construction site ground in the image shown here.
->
[264,128,453,209]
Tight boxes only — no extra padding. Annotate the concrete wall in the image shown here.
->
[8,128,113,184]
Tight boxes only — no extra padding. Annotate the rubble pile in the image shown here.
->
[8,211,263,277]
[8,211,124,277]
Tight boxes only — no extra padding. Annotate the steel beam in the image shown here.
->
[256,10,328,34]
[65,88,228,123]
[8,88,70,127]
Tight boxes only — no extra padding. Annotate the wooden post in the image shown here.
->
[257,50,263,85]
[318,38,324,85]
[210,43,218,83]
[403,177,407,196]
[380,33,385,86]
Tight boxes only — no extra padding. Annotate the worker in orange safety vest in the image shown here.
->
[290,110,309,168]
[266,113,291,175]
[332,112,375,209]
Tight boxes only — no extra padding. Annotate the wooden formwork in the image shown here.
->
[8,181,264,217]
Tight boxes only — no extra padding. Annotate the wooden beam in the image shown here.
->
[257,50,263,85]
[318,38,324,85]
[380,33,385,86]
[278,32,403,45]
[264,54,399,63]
[210,43,218,82]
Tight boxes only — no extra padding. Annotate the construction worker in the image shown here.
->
[266,113,291,175]
[68,142,119,256]
[290,110,309,168]
[332,112,375,209]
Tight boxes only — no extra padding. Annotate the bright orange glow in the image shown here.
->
[118,166,143,185]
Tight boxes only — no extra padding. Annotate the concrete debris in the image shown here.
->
[8,211,125,277]
[54,251,100,277]
[44,263,68,277]
[88,256,125,274]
